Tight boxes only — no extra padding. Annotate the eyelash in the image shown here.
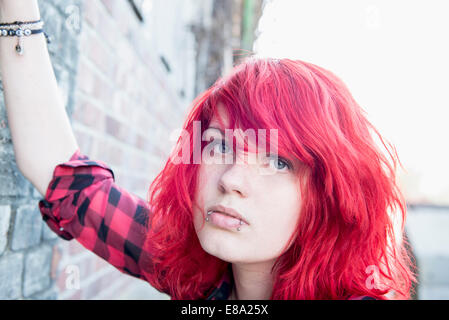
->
[210,139,232,156]
[269,156,292,171]
[211,139,293,171]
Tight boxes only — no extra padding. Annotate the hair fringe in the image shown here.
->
[142,57,417,299]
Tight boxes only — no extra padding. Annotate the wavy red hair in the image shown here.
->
[142,57,417,300]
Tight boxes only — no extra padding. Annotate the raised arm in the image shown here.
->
[0,1,160,287]
[0,0,78,196]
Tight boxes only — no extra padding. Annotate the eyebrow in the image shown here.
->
[206,126,225,135]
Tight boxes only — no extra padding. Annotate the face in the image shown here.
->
[193,103,304,265]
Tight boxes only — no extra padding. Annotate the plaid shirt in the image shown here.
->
[38,148,229,300]
[38,149,376,301]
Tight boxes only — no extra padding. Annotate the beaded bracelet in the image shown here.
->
[0,19,51,56]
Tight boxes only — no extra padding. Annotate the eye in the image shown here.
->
[212,139,232,154]
[268,156,292,172]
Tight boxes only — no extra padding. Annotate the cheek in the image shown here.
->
[263,178,301,215]
[193,165,219,229]
[195,160,212,189]
[194,165,212,203]
[195,163,225,197]
[255,181,302,241]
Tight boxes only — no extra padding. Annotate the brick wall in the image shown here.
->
[50,0,209,300]
[0,0,203,300]
[57,0,194,300]
[0,0,83,300]
[0,0,261,300]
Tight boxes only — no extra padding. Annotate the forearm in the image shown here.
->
[0,0,78,196]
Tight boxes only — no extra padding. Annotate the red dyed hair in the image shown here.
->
[143,57,417,299]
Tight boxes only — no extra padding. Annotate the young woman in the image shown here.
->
[0,1,416,300]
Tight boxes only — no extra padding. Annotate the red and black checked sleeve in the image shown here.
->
[38,148,153,281]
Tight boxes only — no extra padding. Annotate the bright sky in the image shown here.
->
[253,0,449,205]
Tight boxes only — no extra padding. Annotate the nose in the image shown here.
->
[218,156,253,197]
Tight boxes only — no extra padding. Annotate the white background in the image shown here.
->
[254,0,449,205]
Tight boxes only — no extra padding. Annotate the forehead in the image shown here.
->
[206,103,263,154]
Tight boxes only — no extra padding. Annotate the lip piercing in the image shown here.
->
[237,219,243,231]
[205,210,243,231]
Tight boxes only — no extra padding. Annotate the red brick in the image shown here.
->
[84,271,114,299]
[100,0,115,16]
[68,239,86,256]
[92,75,114,108]
[113,58,128,88]
[73,98,105,131]
[82,0,100,28]
[94,256,109,272]
[107,143,124,167]
[126,129,137,146]
[105,115,122,139]
[76,59,95,95]
[92,137,111,162]
[129,176,150,192]
[111,91,126,116]
[136,134,151,151]
[96,11,118,49]
[113,2,138,37]
[83,103,105,129]
[130,154,150,172]
[136,113,153,136]
[83,29,114,78]
[50,244,62,280]
[65,290,83,300]
[119,95,137,119]
[73,128,93,155]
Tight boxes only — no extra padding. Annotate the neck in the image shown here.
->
[229,261,275,300]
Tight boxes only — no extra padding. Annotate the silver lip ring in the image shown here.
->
[207,210,242,220]
[206,210,243,232]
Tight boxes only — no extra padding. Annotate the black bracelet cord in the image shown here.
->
[0,19,42,27]
[0,19,51,54]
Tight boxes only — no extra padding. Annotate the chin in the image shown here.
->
[196,229,245,263]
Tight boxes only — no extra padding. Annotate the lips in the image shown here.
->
[207,204,250,225]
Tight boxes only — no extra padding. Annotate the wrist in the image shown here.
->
[0,0,41,22]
